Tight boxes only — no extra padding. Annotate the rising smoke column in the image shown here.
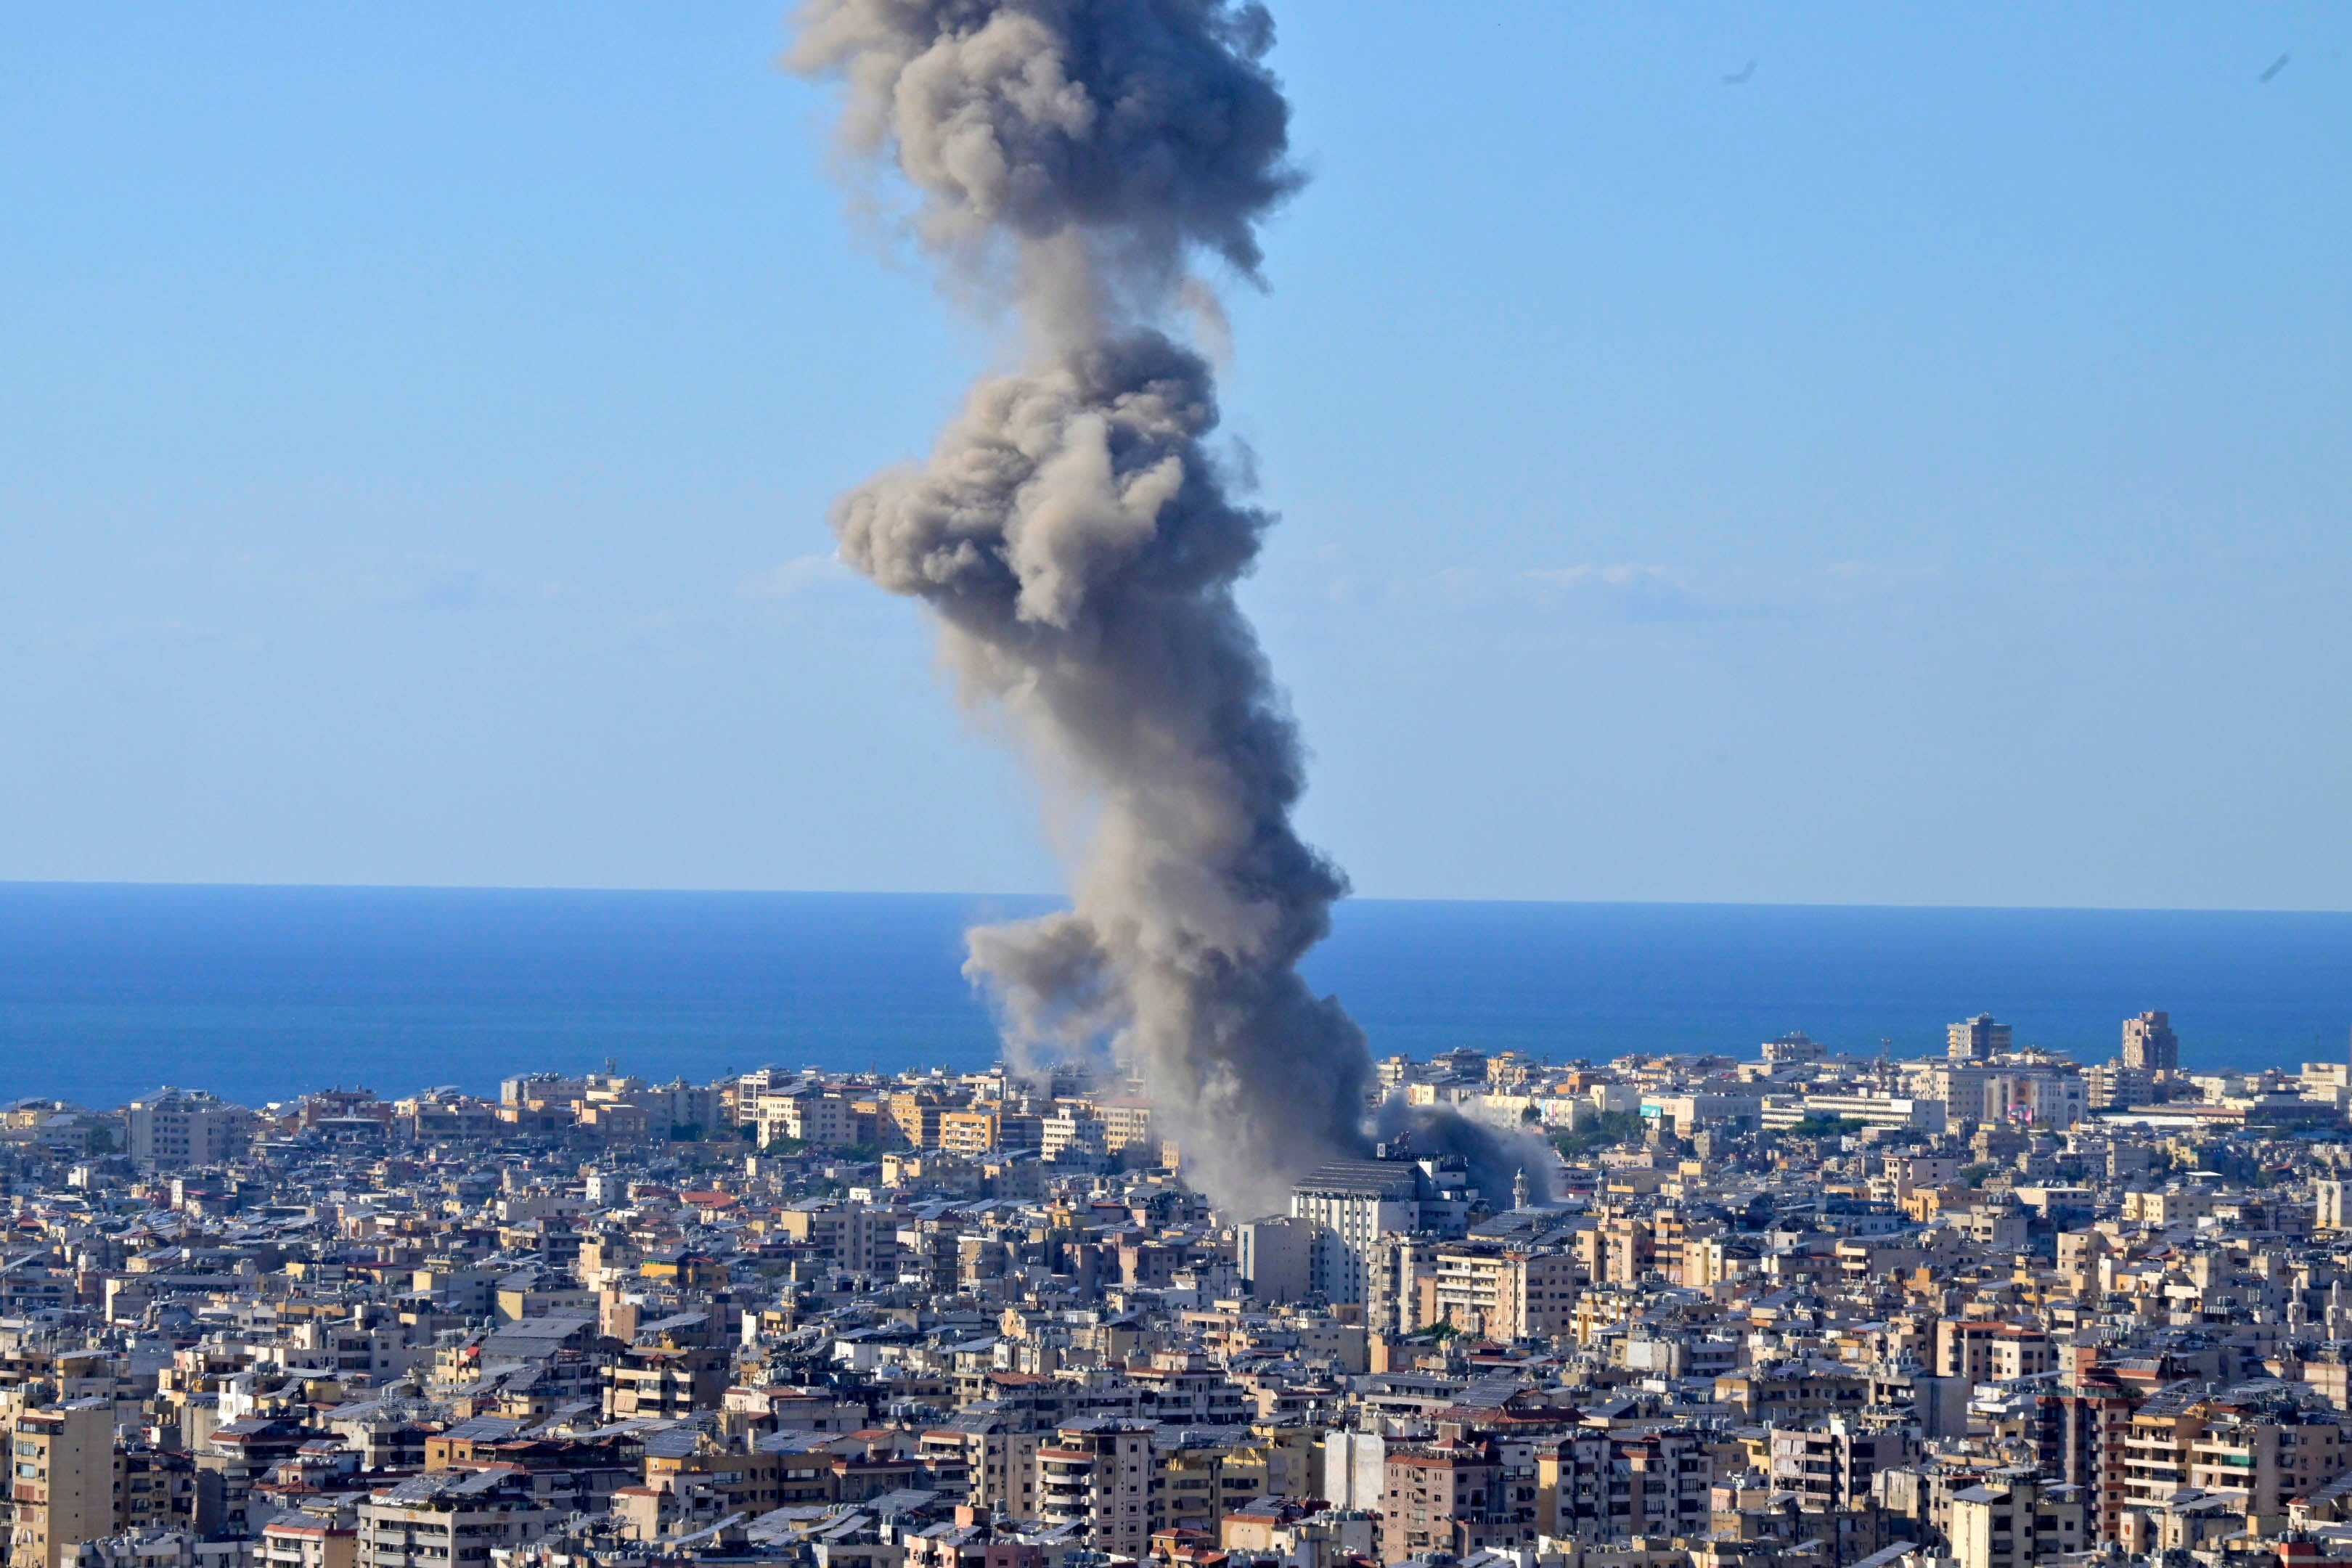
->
[789,0,1369,1213]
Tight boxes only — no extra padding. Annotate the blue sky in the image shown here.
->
[3,4,2346,909]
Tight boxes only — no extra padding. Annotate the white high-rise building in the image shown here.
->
[1290,1156,1456,1304]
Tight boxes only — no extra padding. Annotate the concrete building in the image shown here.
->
[1034,1419,1155,1558]
[2319,1178,2350,1233]
[1236,1215,1313,1304]
[1948,1014,2013,1063]
[1381,1440,1505,1562]
[1495,1250,1583,1341]
[123,1090,248,1170]
[1537,1429,1712,1542]
[756,1090,852,1149]
[1937,1320,2054,1383]
[1761,1032,1826,1066]
[2122,1011,2180,1073]
[356,1471,560,1568]
[2038,1378,2143,1540]
[922,1416,1044,1519]
[1981,1069,2086,1130]
[259,1513,358,1568]
[1760,1095,1945,1133]
[1322,1430,1386,1511]
[7,1400,115,1568]
[1928,1066,1990,1128]
[1289,1159,1428,1306]
[1768,1421,1914,1511]
[1095,1101,1157,1158]
[1951,1476,2087,1568]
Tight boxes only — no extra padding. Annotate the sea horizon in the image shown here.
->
[3,880,2348,1111]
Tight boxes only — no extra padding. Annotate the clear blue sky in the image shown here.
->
[4,4,2346,909]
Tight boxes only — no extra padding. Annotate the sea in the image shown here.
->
[1,883,2348,1110]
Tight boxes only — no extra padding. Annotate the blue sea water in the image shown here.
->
[0,883,2348,1109]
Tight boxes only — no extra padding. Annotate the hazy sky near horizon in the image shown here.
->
[4,4,2348,909]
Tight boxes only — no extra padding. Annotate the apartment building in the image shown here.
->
[939,1107,1040,1156]
[775,1200,883,1275]
[2184,1400,2348,1518]
[2121,1390,2207,1514]
[1096,1101,1157,1158]
[1034,1419,1155,1558]
[8,1400,115,1568]
[640,1433,793,1519]
[1981,1070,2087,1130]
[1536,1429,1712,1542]
[603,1344,731,1420]
[1040,1107,1107,1161]
[1715,1363,1874,1424]
[886,1093,947,1150]
[918,1416,1043,1519]
[1381,1440,1506,1562]
[115,1447,199,1538]
[1495,1251,1582,1341]
[1768,1421,1914,1511]
[2038,1379,2143,1539]
[1235,1216,1313,1304]
[1596,1214,1654,1286]
[1431,1244,1514,1338]
[259,1512,357,1568]
[1937,1320,2053,1383]
[356,1470,560,1568]
[1153,1438,1270,1538]
[1951,1476,2087,1568]
[123,1090,249,1170]
[756,1090,852,1149]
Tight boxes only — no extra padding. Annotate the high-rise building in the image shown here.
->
[1948,1014,2013,1062]
[2121,1010,2179,1073]
[1290,1153,1471,1305]
[2038,1376,2142,1540]
[1290,1159,1427,1305]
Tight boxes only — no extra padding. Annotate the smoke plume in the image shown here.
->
[791,0,1366,1214]
[1376,1098,1556,1209]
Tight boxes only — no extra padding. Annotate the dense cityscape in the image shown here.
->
[7,1013,2352,1568]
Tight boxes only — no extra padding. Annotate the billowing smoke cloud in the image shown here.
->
[1376,1098,1557,1209]
[790,0,1368,1213]
[789,0,1300,333]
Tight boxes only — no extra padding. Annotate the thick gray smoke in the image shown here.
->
[1376,1098,1557,1209]
[790,0,1301,333]
[791,0,1368,1214]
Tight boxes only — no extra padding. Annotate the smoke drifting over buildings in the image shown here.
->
[793,0,1519,1214]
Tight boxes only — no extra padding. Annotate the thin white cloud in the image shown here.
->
[738,553,852,600]
[1519,562,1712,620]
[1522,562,1686,592]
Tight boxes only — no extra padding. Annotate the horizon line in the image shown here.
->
[3,876,2349,920]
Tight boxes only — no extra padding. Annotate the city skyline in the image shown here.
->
[6,12,2352,1568]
